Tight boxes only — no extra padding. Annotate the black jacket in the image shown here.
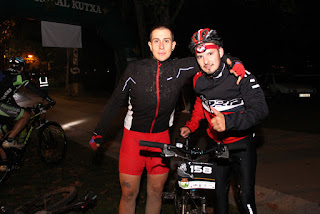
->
[186,63,269,143]
[95,57,201,136]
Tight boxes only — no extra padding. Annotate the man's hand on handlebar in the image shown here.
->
[48,100,56,107]
[180,127,191,138]
[44,97,56,108]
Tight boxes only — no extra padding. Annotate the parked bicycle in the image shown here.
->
[140,137,245,214]
[0,185,97,214]
[0,102,67,183]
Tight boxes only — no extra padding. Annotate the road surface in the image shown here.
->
[15,89,320,214]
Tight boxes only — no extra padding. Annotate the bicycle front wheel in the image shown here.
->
[15,186,77,214]
[174,187,184,214]
[38,121,67,164]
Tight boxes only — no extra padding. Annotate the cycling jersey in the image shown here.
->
[0,102,24,120]
[184,62,268,214]
[0,70,52,120]
[185,63,268,144]
[0,71,49,105]
[95,57,201,136]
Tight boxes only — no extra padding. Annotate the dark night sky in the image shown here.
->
[170,0,318,74]
[0,0,318,76]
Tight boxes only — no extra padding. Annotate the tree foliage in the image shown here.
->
[131,0,185,58]
[0,17,55,71]
[0,18,16,45]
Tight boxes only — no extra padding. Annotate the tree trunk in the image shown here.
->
[171,0,185,23]
[134,0,149,58]
[113,48,127,85]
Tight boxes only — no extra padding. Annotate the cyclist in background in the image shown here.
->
[0,56,55,149]
[89,25,246,214]
[180,28,268,214]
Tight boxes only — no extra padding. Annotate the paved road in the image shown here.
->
[16,89,320,214]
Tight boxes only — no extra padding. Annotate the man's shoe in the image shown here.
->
[2,140,25,149]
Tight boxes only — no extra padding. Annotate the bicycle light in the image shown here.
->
[176,142,183,148]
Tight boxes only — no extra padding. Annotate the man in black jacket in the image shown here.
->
[180,28,268,214]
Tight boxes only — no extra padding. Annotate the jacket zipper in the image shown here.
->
[150,61,161,133]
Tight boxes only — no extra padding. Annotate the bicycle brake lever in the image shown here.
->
[162,148,176,157]
[81,194,97,209]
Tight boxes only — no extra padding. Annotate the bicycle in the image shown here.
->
[0,185,97,214]
[140,137,245,214]
[0,102,67,183]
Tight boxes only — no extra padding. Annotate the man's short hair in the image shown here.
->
[149,24,175,41]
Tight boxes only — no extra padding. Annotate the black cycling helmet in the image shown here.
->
[8,56,25,71]
[189,28,223,54]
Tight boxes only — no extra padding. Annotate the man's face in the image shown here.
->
[195,43,224,75]
[148,28,176,62]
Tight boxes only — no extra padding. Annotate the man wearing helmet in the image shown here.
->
[180,28,268,214]
[0,56,55,149]
[89,25,247,214]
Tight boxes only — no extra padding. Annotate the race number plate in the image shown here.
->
[177,161,215,190]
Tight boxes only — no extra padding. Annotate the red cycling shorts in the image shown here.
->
[119,128,170,175]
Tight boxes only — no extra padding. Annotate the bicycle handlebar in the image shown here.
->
[139,140,211,158]
[30,102,55,114]
[139,138,247,160]
[40,101,56,110]
[139,140,166,149]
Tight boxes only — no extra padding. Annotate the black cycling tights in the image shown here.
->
[212,136,257,214]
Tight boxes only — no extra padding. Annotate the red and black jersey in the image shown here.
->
[95,57,201,136]
[185,63,268,144]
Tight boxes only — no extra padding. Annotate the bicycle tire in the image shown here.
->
[15,186,77,214]
[175,191,205,214]
[38,122,67,164]
[174,193,183,214]
[0,147,9,183]
[46,190,97,214]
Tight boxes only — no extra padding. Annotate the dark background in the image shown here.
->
[0,0,318,92]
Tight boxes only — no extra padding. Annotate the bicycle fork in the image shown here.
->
[200,196,206,213]
[182,190,207,214]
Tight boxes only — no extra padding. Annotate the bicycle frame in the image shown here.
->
[140,138,247,213]
[0,103,55,170]
[0,104,48,145]
[21,105,48,145]
[1,102,68,184]
[140,138,220,214]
